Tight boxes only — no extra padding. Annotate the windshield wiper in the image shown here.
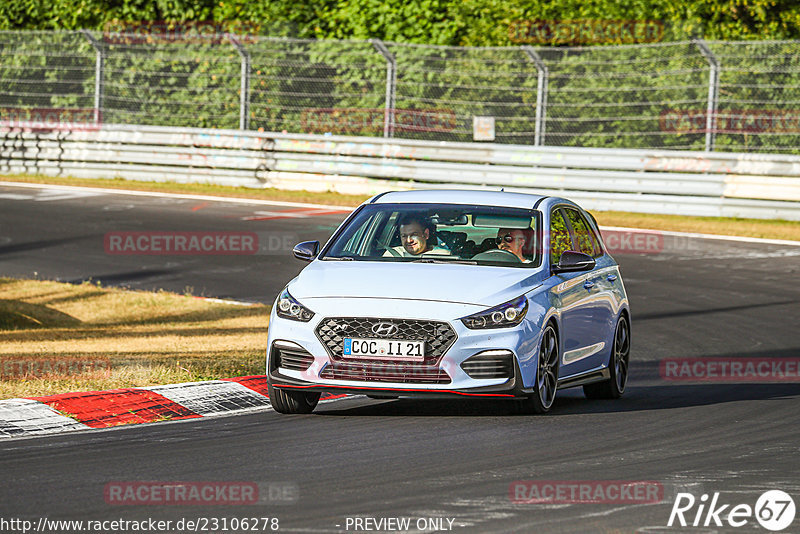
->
[412,259,477,265]
[323,256,355,261]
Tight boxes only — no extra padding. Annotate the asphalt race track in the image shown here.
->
[1,183,799,533]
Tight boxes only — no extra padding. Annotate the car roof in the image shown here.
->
[370,190,548,209]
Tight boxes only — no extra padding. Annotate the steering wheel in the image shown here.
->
[471,248,521,262]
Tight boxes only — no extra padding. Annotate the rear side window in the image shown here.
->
[583,210,605,256]
[564,208,601,257]
[550,209,572,264]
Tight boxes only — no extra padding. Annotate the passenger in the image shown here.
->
[496,228,531,262]
[384,215,450,257]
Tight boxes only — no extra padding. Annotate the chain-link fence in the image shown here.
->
[2,30,800,153]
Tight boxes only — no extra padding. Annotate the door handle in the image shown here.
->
[607,274,618,282]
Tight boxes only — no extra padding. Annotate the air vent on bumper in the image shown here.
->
[460,350,513,379]
[319,361,451,384]
[272,340,314,372]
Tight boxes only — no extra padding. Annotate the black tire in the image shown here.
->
[267,379,320,414]
[584,314,630,400]
[513,323,559,414]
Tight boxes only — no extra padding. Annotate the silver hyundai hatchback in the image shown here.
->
[266,190,631,414]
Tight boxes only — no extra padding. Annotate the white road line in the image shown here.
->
[0,193,33,200]
[192,296,256,306]
[242,210,313,220]
[600,225,800,247]
[2,180,798,247]
[0,180,352,210]
[33,189,103,202]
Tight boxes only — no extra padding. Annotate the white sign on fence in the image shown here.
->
[473,116,495,141]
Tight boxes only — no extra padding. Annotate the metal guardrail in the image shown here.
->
[1,124,800,220]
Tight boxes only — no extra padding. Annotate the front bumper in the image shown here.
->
[268,355,534,399]
[267,304,542,398]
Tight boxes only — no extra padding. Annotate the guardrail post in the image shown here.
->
[370,39,396,138]
[81,30,105,125]
[693,39,720,152]
[228,34,251,131]
[523,46,548,146]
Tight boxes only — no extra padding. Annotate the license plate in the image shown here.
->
[343,338,425,361]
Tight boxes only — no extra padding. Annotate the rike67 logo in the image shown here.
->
[668,490,796,531]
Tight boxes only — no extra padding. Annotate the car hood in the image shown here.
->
[288,260,546,307]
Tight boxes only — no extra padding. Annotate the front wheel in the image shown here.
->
[584,314,630,400]
[267,379,320,414]
[513,323,559,414]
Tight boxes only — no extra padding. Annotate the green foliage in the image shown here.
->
[550,208,571,264]
[3,0,800,42]
[2,0,800,153]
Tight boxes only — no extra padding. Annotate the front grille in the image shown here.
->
[319,361,451,384]
[461,351,513,379]
[316,317,457,366]
[272,343,314,372]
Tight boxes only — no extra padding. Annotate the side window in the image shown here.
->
[583,211,605,257]
[564,208,596,257]
[550,209,572,264]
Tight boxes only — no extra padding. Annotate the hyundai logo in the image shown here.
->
[371,322,399,336]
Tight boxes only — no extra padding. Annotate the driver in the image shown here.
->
[384,215,450,257]
[496,228,531,262]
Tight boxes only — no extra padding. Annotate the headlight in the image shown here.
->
[276,288,315,322]
[460,295,528,329]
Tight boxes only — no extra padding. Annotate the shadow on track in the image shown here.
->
[315,383,800,417]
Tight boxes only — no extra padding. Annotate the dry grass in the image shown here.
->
[2,173,799,241]
[0,278,269,399]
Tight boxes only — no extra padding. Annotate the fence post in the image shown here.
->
[80,30,104,125]
[228,34,251,131]
[370,39,396,138]
[693,39,720,152]
[523,46,548,146]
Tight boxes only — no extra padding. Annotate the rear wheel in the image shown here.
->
[584,314,630,400]
[267,379,320,414]
[513,324,559,414]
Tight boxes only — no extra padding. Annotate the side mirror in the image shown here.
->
[292,241,319,262]
[552,251,595,274]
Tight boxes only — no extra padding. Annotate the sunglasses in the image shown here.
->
[496,234,523,244]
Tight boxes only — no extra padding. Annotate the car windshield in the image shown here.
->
[322,203,541,267]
